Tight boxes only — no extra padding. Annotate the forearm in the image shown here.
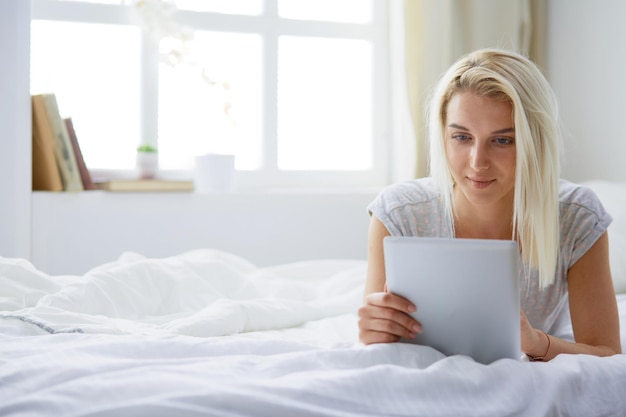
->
[526,329,621,362]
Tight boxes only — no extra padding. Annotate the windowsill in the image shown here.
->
[87,167,389,194]
[32,177,384,196]
[32,185,384,196]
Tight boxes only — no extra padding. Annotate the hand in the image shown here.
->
[358,290,422,345]
[520,309,549,358]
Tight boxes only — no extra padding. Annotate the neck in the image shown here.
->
[452,190,514,240]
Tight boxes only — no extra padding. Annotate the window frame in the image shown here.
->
[31,0,392,190]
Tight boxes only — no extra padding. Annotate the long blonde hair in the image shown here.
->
[427,48,562,288]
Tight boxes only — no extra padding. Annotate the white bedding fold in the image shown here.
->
[0,250,365,337]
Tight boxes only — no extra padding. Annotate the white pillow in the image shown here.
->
[581,181,626,294]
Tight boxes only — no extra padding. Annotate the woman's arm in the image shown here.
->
[522,231,622,360]
[358,216,422,344]
[363,215,390,296]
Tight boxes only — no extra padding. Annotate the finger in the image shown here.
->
[364,318,419,340]
[365,291,416,314]
[519,310,532,331]
[520,309,528,320]
[359,304,423,335]
[360,329,402,345]
[359,319,416,345]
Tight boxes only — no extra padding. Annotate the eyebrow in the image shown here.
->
[448,123,515,134]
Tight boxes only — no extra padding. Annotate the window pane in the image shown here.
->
[278,0,372,23]
[277,36,373,170]
[174,0,262,15]
[158,31,263,170]
[31,20,141,170]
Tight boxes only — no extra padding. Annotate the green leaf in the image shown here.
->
[137,144,158,153]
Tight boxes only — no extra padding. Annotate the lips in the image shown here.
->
[467,177,495,189]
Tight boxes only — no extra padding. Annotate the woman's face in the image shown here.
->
[445,92,516,211]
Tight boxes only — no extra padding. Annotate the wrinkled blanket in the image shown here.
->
[1,250,626,417]
[0,250,365,337]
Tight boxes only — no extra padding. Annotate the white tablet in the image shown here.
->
[383,236,521,364]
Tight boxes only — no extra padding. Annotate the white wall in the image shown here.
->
[0,0,31,259]
[32,191,377,275]
[546,0,626,183]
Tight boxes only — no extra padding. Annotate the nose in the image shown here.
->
[470,142,490,170]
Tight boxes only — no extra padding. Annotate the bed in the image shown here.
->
[1,181,626,417]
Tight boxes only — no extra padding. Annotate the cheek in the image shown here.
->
[445,143,464,169]
[502,151,517,173]
[444,141,454,162]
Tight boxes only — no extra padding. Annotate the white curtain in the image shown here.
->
[389,0,533,181]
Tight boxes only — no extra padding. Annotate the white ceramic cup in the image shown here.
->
[193,153,236,193]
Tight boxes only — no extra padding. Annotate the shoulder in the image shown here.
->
[367,177,446,236]
[368,177,440,215]
[559,179,612,225]
[558,179,613,265]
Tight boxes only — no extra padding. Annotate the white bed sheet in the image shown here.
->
[1,250,626,417]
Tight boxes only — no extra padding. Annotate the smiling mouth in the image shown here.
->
[468,178,495,188]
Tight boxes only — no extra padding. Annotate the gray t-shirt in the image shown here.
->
[368,177,612,335]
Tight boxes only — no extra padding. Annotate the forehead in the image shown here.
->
[446,92,513,129]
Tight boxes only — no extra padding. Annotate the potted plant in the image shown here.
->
[136,143,158,179]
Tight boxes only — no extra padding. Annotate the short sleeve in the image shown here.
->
[366,178,450,238]
[559,183,613,269]
[367,183,411,236]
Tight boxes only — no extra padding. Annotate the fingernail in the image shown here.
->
[412,325,422,333]
[408,332,417,339]
[407,304,416,313]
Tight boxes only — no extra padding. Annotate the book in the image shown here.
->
[64,117,97,190]
[31,95,63,191]
[39,93,84,192]
[96,179,194,192]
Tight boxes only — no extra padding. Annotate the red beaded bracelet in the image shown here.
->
[528,331,551,362]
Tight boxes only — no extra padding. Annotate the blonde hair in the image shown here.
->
[427,48,562,288]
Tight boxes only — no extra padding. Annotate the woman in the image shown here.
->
[358,48,621,361]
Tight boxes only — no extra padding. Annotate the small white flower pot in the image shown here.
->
[136,152,159,179]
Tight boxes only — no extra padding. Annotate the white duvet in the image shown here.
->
[1,250,626,417]
[0,250,365,338]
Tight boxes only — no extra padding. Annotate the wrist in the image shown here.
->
[527,330,551,362]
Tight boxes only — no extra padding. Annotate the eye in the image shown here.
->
[494,137,514,145]
[451,134,471,142]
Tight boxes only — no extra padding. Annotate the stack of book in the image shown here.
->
[31,93,95,192]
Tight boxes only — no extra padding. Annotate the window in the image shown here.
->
[31,0,391,189]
